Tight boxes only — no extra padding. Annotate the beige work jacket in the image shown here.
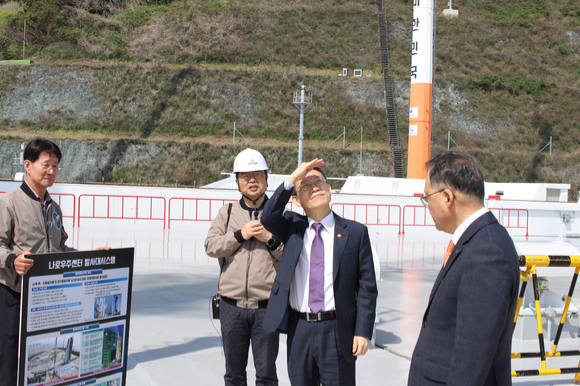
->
[0,184,75,293]
[204,197,283,309]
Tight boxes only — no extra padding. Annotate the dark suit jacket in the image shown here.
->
[408,211,520,386]
[261,183,378,363]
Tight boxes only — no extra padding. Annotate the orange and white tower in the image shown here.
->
[407,0,435,179]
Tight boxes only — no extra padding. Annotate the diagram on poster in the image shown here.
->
[24,319,126,385]
[80,323,124,376]
[26,334,80,385]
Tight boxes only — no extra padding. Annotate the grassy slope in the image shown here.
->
[434,0,580,188]
[1,0,580,190]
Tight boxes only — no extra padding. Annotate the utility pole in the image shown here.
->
[359,127,363,174]
[22,20,26,60]
[293,85,312,166]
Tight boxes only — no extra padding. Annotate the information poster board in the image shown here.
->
[18,248,134,386]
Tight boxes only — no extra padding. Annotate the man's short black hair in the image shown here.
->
[426,151,484,203]
[312,167,327,182]
[24,138,62,163]
[292,167,328,196]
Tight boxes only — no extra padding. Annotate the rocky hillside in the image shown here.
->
[0,138,394,189]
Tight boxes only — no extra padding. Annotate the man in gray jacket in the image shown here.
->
[205,148,283,386]
[0,138,109,385]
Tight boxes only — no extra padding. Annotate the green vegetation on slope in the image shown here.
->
[0,64,387,142]
[1,0,380,70]
[99,141,392,188]
[431,0,580,154]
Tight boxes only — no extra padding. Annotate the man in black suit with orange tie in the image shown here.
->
[261,159,377,386]
[408,151,520,386]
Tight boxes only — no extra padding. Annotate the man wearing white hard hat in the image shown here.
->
[205,148,283,386]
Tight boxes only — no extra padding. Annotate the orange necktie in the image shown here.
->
[444,240,455,267]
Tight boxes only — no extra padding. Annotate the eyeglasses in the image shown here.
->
[298,178,327,193]
[420,189,445,208]
[239,171,265,181]
[36,162,59,172]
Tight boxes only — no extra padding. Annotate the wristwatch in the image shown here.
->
[266,237,278,250]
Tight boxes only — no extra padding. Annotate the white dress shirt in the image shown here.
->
[284,181,336,312]
[451,207,489,245]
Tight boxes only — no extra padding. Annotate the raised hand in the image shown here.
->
[286,159,325,186]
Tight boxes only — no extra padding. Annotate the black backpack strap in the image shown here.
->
[226,202,233,230]
[218,203,233,273]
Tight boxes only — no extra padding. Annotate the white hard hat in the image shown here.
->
[233,148,268,173]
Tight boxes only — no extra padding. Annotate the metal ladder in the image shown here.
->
[377,0,405,178]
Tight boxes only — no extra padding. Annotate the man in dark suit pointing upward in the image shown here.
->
[408,151,520,386]
[261,159,377,386]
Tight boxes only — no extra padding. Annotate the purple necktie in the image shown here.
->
[309,223,325,314]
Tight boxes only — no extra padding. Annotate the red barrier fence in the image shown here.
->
[0,188,534,236]
[168,198,236,229]
[331,203,402,233]
[401,205,435,234]
[51,193,76,228]
[489,208,529,236]
[78,194,166,228]
[401,205,529,236]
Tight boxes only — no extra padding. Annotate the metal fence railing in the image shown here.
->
[78,194,166,228]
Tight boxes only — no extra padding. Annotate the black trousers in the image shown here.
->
[220,298,280,386]
[0,284,20,386]
[286,313,356,386]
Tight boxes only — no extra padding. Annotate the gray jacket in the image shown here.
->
[204,197,283,309]
[0,183,75,293]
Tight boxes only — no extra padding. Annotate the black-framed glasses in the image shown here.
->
[298,178,327,193]
[420,189,445,209]
[239,171,265,181]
